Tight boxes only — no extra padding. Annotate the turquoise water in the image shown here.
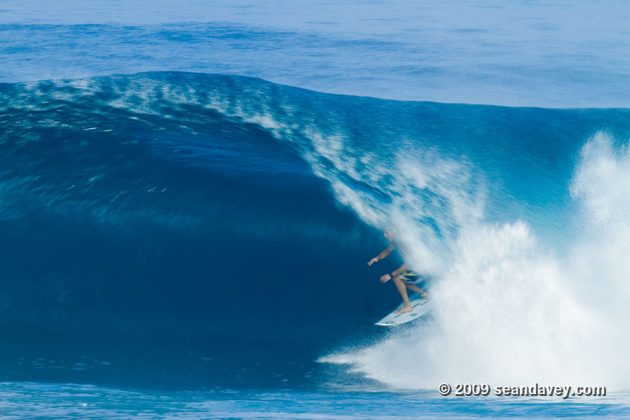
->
[2,383,629,418]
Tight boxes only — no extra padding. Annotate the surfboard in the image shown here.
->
[375,295,430,326]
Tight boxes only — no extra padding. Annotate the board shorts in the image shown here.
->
[400,270,423,285]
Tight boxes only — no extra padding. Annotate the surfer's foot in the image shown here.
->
[396,304,413,314]
[420,292,429,300]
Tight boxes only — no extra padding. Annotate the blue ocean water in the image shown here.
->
[2,1,630,418]
[2,0,630,107]
[2,383,630,419]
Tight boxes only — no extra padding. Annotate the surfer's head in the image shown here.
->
[384,228,395,242]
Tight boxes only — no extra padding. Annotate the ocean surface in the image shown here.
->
[2,1,630,418]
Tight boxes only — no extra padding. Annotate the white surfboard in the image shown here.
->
[375,295,430,326]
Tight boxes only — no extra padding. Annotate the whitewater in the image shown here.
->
[323,132,630,390]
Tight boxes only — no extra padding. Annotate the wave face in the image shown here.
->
[2,72,630,389]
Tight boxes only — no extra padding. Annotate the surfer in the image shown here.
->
[368,229,428,314]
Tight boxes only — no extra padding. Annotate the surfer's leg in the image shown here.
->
[405,283,428,299]
[393,276,413,314]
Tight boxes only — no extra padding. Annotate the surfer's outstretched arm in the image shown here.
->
[367,245,395,266]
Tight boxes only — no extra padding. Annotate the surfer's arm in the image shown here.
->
[368,245,395,266]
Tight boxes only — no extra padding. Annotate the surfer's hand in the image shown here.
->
[368,257,379,266]
[379,273,391,283]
